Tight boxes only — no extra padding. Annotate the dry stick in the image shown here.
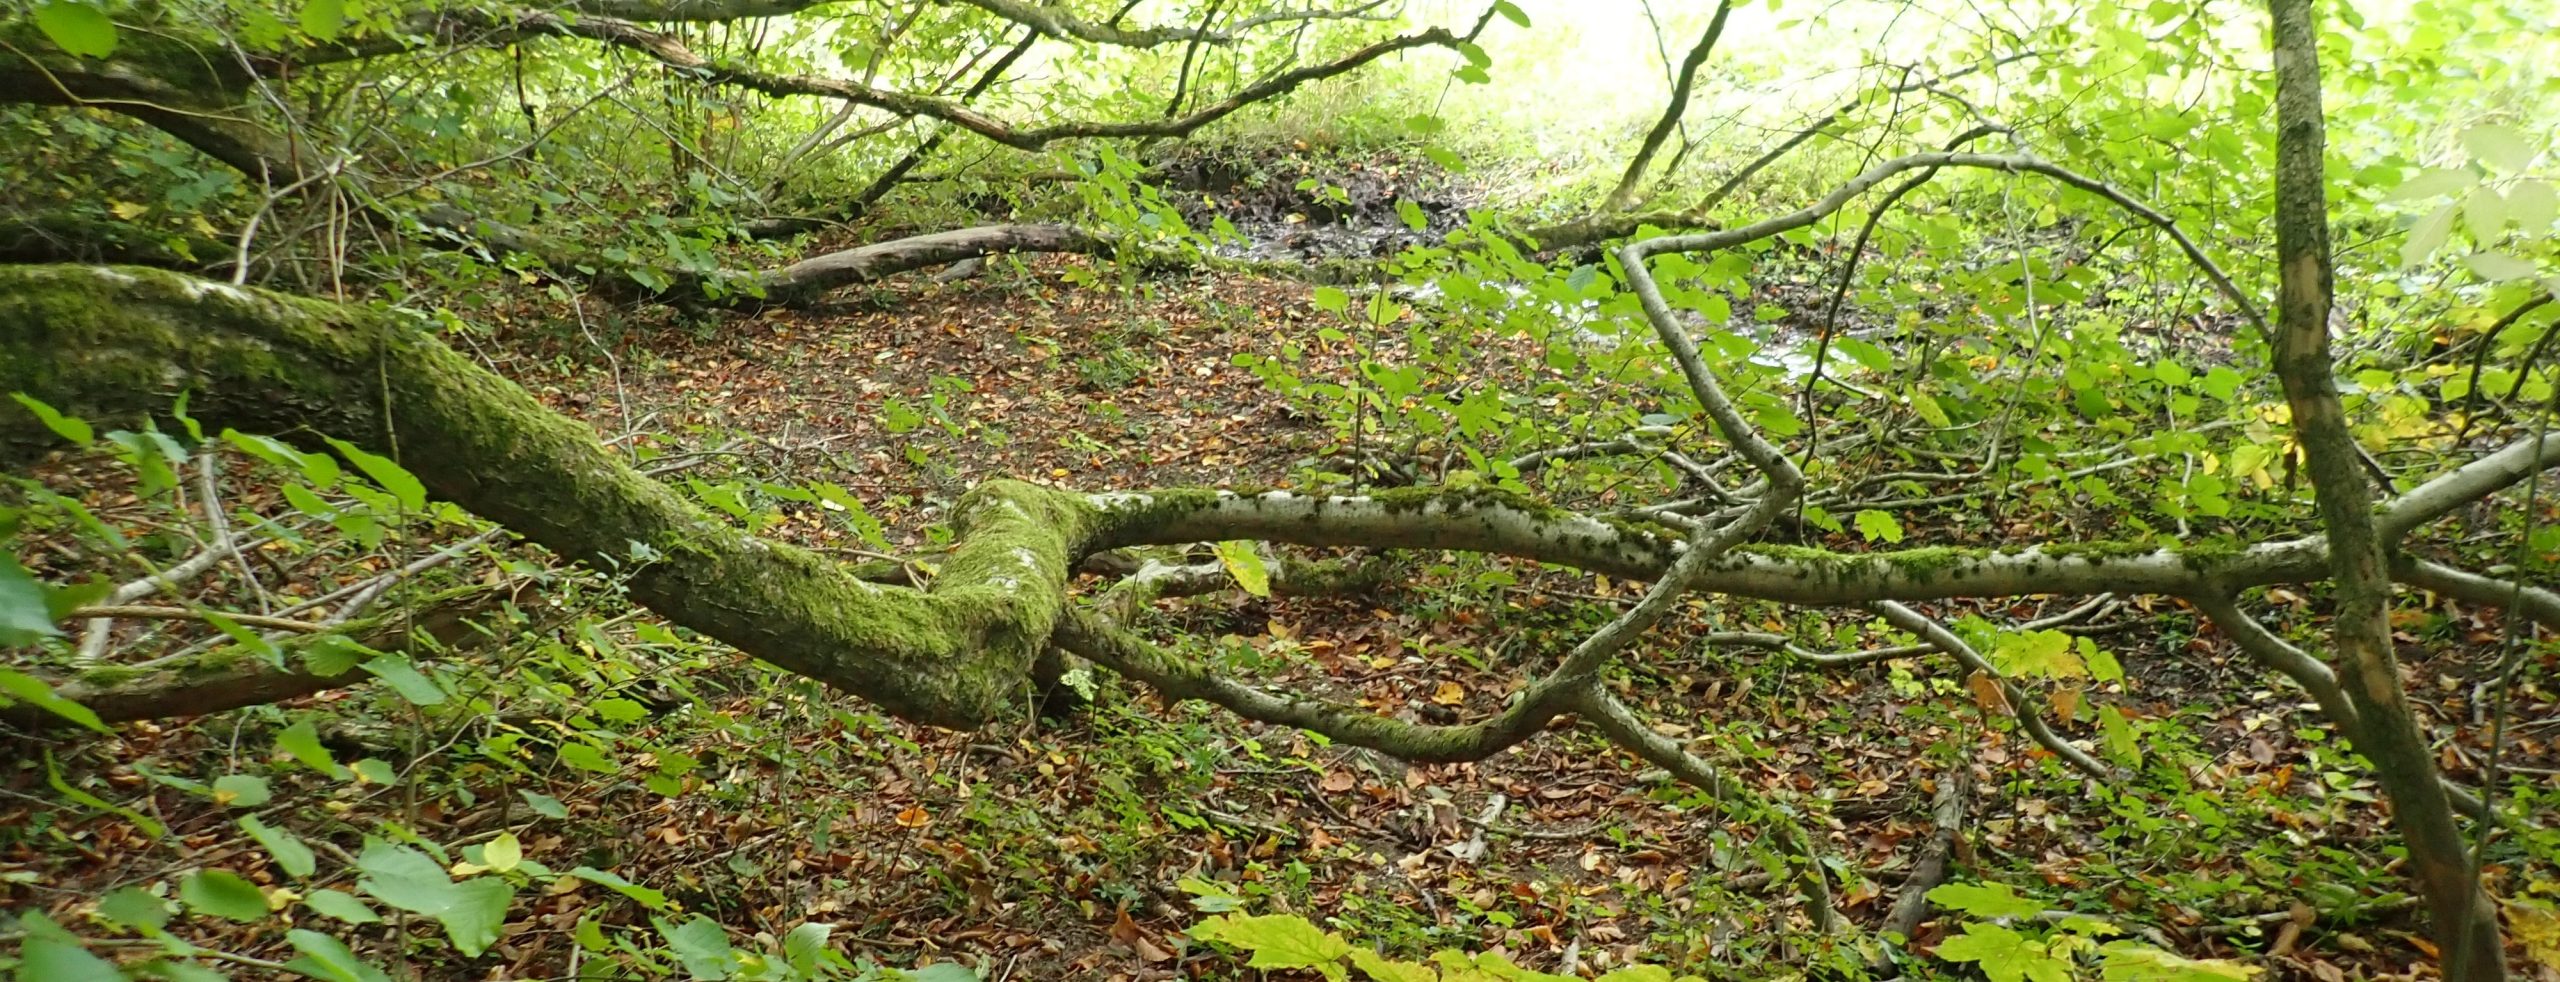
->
[69,605,324,634]
[193,452,270,612]
[1697,50,2046,213]
[1875,767,1970,957]
[1870,601,2115,781]
[1600,0,1736,212]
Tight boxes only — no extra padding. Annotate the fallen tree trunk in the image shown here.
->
[6,265,2558,731]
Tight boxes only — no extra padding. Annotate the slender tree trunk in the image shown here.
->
[2263,0,2505,975]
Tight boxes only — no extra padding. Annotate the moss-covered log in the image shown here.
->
[0,264,1100,728]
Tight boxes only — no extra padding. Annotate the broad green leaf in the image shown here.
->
[241,815,317,877]
[212,774,272,808]
[2461,124,2538,172]
[1491,0,1530,26]
[2382,166,2476,202]
[1909,389,1952,428]
[1189,913,1352,969]
[902,966,981,982]
[1211,540,1271,597]
[97,886,174,933]
[299,0,346,40]
[2465,251,2539,282]
[1990,630,2084,679]
[1312,287,1350,314]
[519,790,569,819]
[33,1,117,58]
[285,928,396,982]
[304,888,383,925]
[355,840,512,956]
[657,914,736,980]
[1926,881,2046,918]
[1853,509,1904,544]
[2462,186,2507,242]
[11,393,94,446]
[1396,199,1428,232]
[570,865,670,909]
[361,655,446,705]
[1936,922,2069,982]
[46,751,163,836]
[784,922,833,973]
[2402,203,2457,267]
[323,438,426,510]
[2100,705,2142,765]
[481,832,522,873]
[0,668,110,733]
[276,720,349,777]
[2509,179,2557,233]
[1349,948,1438,982]
[12,934,122,982]
[180,868,271,922]
[557,741,618,773]
[2083,641,2125,683]
[0,557,63,647]
[2097,940,2260,979]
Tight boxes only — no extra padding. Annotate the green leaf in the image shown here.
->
[181,868,271,922]
[1936,922,2070,982]
[2083,641,2125,684]
[33,1,117,58]
[1189,913,1353,969]
[1852,509,1904,544]
[1211,540,1271,597]
[46,750,163,836]
[241,815,318,877]
[1396,198,1428,232]
[901,966,981,982]
[12,934,123,982]
[657,914,736,980]
[557,741,618,773]
[285,928,396,982]
[1348,949,1438,982]
[1491,0,1530,26]
[351,758,396,784]
[2460,123,2538,172]
[323,438,426,510]
[1989,630,2084,679]
[784,922,833,973]
[11,393,94,446]
[2100,705,2142,765]
[0,556,64,647]
[481,832,522,874]
[2465,251,2539,282]
[2382,166,2477,202]
[1926,881,2046,918]
[96,886,174,933]
[591,697,648,724]
[2402,203,2457,267]
[354,840,512,956]
[276,720,348,778]
[299,0,346,40]
[519,790,569,819]
[304,888,383,925]
[1312,287,1350,315]
[1908,389,1952,428]
[2462,186,2508,242]
[2508,179,2557,233]
[212,774,272,809]
[2097,940,2259,979]
[361,655,446,705]
[0,668,111,733]
[569,866,670,910]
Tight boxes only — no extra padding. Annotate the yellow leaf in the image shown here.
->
[1431,681,1466,706]
[110,201,149,219]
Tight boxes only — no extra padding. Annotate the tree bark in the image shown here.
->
[2263,0,2505,974]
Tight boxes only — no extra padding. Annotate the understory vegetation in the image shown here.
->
[2,0,2558,979]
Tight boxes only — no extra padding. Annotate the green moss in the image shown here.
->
[74,664,145,687]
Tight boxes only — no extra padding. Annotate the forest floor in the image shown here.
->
[7,237,2558,980]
